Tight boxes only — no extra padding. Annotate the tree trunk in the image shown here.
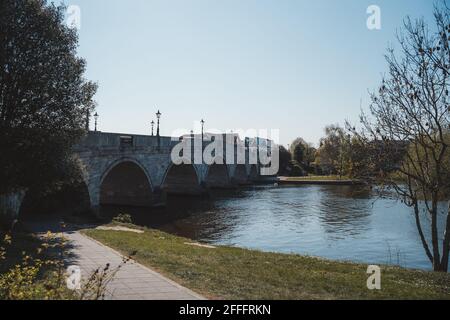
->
[440,201,450,272]
[0,191,26,229]
[431,199,442,271]
[414,202,434,264]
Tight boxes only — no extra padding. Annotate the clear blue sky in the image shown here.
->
[59,0,436,146]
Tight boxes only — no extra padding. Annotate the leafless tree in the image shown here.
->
[348,2,450,272]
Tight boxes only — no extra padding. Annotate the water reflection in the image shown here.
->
[316,186,372,240]
[100,185,448,271]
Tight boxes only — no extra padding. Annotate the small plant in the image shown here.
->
[79,255,132,300]
[112,213,133,224]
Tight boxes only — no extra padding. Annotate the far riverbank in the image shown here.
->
[278,176,365,186]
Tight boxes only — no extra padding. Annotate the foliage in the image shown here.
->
[290,138,316,165]
[0,0,97,195]
[112,213,133,225]
[288,137,316,175]
[0,231,73,299]
[314,125,352,176]
[278,145,292,176]
[289,160,306,176]
[0,228,130,300]
[78,255,131,300]
[348,2,450,272]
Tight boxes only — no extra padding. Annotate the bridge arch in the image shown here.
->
[162,163,203,195]
[249,165,259,181]
[99,158,154,207]
[233,164,249,185]
[205,164,231,189]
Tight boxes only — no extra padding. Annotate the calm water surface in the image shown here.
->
[102,185,448,271]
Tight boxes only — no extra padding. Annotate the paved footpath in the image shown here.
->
[26,221,204,300]
[65,231,204,300]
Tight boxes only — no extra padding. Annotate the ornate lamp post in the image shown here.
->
[156,110,162,149]
[156,110,162,137]
[201,119,205,141]
[256,137,260,167]
[201,119,205,163]
[151,120,155,136]
[94,112,99,132]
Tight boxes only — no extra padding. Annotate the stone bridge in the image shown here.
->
[75,131,261,212]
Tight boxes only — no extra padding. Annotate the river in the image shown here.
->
[101,185,449,271]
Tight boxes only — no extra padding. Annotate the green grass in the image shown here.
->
[83,225,450,300]
[281,175,352,181]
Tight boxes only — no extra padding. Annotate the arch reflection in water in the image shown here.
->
[205,164,231,189]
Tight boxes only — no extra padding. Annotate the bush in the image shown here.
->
[112,213,133,224]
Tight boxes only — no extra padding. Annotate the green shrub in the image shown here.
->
[112,213,133,224]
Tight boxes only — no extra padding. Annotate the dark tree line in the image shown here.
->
[286,126,355,178]
[0,0,97,196]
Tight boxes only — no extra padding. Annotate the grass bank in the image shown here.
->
[278,176,364,186]
[83,225,450,300]
[281,175,350,181]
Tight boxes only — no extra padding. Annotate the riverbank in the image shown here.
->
[278,176,365,186]
[83,224,450,300]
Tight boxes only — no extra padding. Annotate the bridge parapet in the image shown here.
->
[74,131,177,151]
[75,131,272,161]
